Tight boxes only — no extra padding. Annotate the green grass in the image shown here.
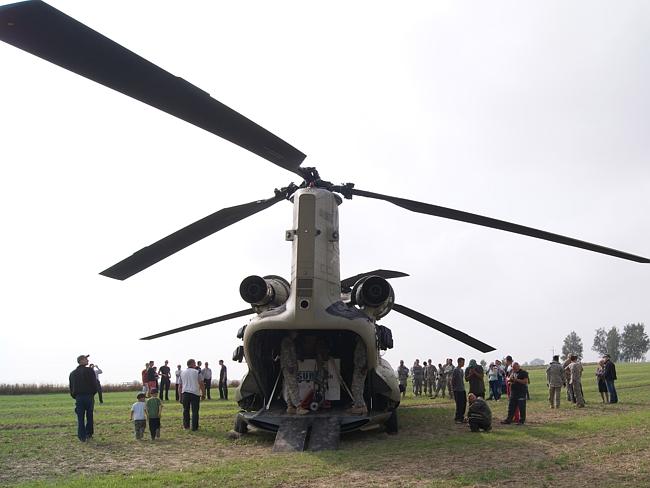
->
[1,364,649,487]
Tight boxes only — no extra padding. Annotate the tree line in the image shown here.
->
[560,323,649,362]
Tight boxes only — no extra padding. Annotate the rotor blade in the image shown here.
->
[101,192,286,280]
[392,303,495,353]
[0,1,306,172]
[352,189,650,264]
[140,308,254,340]
[341,269,409,293]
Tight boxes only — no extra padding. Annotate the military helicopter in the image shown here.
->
[2,1,648,450]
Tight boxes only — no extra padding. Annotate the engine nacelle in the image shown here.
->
[239,275,290,310]
[351,275,394,320]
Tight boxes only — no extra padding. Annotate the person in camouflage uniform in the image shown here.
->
[280,332,308,415]
[425,359,437,397]
[412,359,424,396]
[566,355,585,408]
[562,357,574,403]
[397,360,409,398]
[346,336,368,415]
[433,362,446,398]
[444,358,454,398]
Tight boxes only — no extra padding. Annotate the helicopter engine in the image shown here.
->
[350,275,394,320]
[239,275,290,311]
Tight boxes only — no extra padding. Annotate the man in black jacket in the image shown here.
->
[69,355,97,442]
[603,354,618,403]
[467,393,492,432]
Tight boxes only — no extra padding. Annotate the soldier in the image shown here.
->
[566,355,585,408]
[412,359,424,396]
[346,336,368,415]
[397,360,409,399]
[444,358,455,398]
[425,359,437,397]
[433,362,446,398]
[280,332,309,415]
[562,357,574,403]
[546,355,564,409]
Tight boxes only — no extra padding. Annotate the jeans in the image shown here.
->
[204,379,212,399]
[606,379,618,403]
[454,391,467,421]
[489,380,501,400]
[148,417,161,439]
[182,392,201,430]
[159,378,170,400]
[219,382,228,400]
[74,393,94,441]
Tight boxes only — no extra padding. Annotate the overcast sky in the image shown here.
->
[1,0,648,384]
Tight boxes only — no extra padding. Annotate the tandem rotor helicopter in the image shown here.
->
[2,1,648,450]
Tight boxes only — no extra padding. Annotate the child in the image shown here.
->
[130,393,147,439]
[146,388,163,440]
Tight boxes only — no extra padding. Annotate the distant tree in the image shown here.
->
[561,331,583,361]
[479,359,487,369]
[592,327,608,356]
[620,323,650,362]
[529,358,545,366]
[605,326,622,362]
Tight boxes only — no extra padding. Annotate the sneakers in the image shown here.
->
[500,419,512,424]
[345,405,368,415]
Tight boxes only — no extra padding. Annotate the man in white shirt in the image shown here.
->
[180,359,205,431]
[174,365,182,402]
[202,362,213,400]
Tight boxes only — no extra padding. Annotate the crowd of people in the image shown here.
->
[395,353,619,432]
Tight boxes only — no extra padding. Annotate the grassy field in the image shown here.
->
[1,363,649,487]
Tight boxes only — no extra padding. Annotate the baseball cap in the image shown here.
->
[77,354,90,363]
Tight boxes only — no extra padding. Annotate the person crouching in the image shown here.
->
[467,393,492,432]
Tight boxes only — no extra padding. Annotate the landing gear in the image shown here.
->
[385,409,398,434]
[234,414,248,434]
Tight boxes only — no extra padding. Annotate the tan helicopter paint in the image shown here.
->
[237,188,400,405]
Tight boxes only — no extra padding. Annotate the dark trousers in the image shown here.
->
[148,417,161,439]
[219,381,228,400]
[606,379,618,403]
[454,390,467,421]
[489,380,501,400]
[96,381,103,403]
[204,379,212,399]
[182,392,201,430]
[469,418,491,432]
[159,378,170,400]
[175,383,180,402]
[74,393,94,441]
[507,395,527,423]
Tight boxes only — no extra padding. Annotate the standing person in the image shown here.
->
[546,355,564,409]
[69,354,97,442]
[566,355,585,408]
[130,393,147,440]
[141,363,149,395]
[280,332,309,415]
[202,362,212,400]
[444,359,454,398]
[487,363,500,401]
[425,360,437,397]
[146,389,163,440]
[174,365,182,402]
[465,359,485,398]
[180,359,206,431]
[501,362,529,425]
[433,362,445,399]
[467,393,492,432]
[596,359,609,404]
[218,360,228,400]
[90,363,103,404]
[146,361,158,396]
[158,360,171,401]
[603,354,618,403]
[496,359,507,396]
[397,360,409,399]
[412,359,424,396]
[452,357,466,424]
[562,357,574,403]
[346,336,369,415]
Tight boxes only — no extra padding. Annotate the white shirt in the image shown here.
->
[202,367,212,380]
[175,369,182,381]
[180,368,202,395]
[93,367,102,379]
[131,401,146,420]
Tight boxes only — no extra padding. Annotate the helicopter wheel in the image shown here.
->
[234,415,248,434]
[385,409,398,435]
